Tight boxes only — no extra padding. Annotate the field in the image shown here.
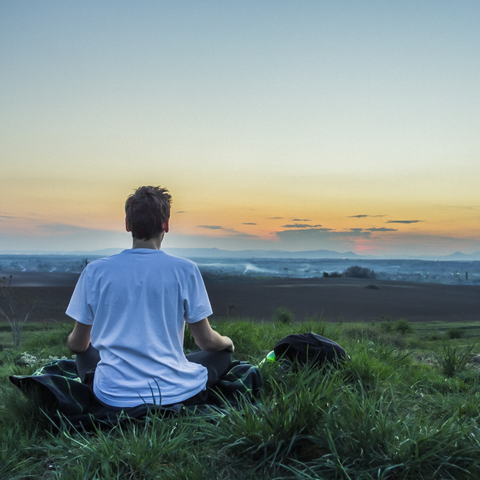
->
[2,316,480,479]
[1,274,480,478]
[3,272,480,328]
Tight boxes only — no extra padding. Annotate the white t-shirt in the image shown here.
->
[66,249,212,407]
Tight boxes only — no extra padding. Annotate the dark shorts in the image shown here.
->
[76,345,233,408]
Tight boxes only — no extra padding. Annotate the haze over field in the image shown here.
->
[2,254,480,287]
[1,1,479,257]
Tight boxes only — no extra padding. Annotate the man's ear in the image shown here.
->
[125,217,131,232]
[163,218,170,234]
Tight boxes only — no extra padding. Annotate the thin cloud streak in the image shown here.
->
[434,205,480,211]
[228,233,258,238]
[197,225,258,238]
[387,220,424,224]
[39,223,94,234]
[366,227,397,232]
[282,224,322,229]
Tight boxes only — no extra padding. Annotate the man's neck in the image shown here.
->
[132,234,163,250]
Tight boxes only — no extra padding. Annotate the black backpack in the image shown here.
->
[273,333,346,367]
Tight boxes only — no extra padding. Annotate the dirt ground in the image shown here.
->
[206,277,480,323]
[2,272,480,324]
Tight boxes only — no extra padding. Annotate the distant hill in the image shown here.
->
[0,247,359,259]
[162,248,360,259]
[441,251,480,261]
[1,247,480,261]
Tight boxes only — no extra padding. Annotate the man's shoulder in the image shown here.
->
[86,252,124,266]
[161,252,198,270]
[81,251,128,273]
[83,250,199,275]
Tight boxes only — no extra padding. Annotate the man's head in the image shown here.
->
[125,186,172,240]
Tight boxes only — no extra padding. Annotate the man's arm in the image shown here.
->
[67,322,92,354]
[188,318,234,352]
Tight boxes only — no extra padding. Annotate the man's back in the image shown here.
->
[67,249,212,406]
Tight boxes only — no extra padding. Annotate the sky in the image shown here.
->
[1,1,480,257]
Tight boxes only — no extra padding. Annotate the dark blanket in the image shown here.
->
[10,359,263,429]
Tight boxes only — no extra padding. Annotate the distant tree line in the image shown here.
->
[323,265,375,279]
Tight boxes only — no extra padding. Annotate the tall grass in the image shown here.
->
[1,320,480,479]
[432,342,476,378]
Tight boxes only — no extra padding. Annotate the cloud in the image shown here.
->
[1,212,43,220]
[387,220,424,224]
[176,211,185,214]
[198,225,242,234]
[435,204,480,212]
[164,233,271,250]
[282,224,322,229]
[227,233,258,238]
[198,225,258,238]
[242,222,257,225]
[266,217,283,220]
[366,227,398,232]
[39,223,97,235]
[348,214,386,218]
[198,225,225,230]
[343,228,367,235]
[276,227,371,251]
[293,218,311,221]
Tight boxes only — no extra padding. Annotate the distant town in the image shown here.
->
[1,253,479,286]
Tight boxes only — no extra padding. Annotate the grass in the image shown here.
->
[272,306,295,325]
[431,342,477,378]
[1,319,480,479]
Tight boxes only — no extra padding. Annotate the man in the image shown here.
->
[66,186,234,408]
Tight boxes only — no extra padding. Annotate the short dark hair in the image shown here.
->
[125,186,172,240]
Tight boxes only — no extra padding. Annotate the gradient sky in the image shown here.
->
[1,1,480,256]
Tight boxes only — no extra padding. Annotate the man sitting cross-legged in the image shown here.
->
[66,185,234,408]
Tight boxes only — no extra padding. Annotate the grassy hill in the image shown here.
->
[1,318,480,479]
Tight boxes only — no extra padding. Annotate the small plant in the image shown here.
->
[15,352,38,367]
[432,343,476,378]
[445,327,464,340]
[0,276,39,347]
[273,306,294,324]
[380,319,393,333]
[341,324,379,342]
[395,319,413,335]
